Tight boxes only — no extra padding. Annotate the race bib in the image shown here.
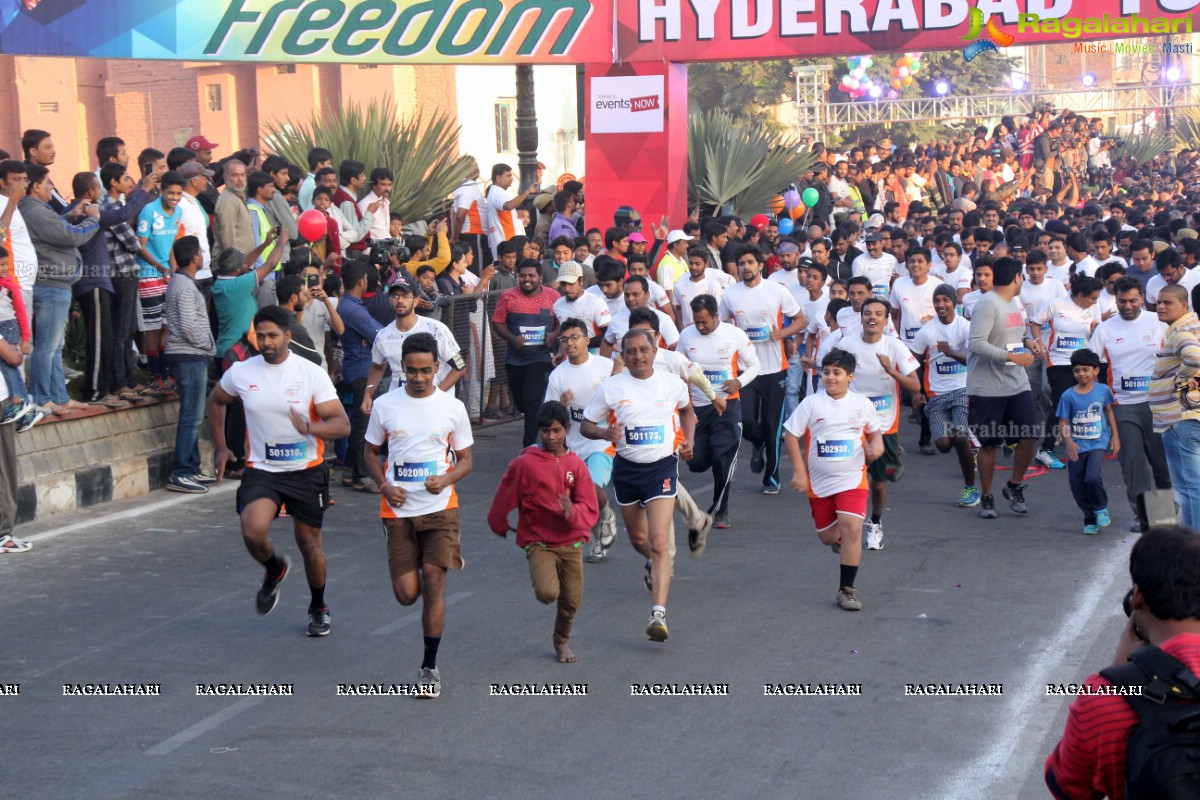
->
[1005,341,1027,367]
[1121,375,1150,393]
[265,441,307,467]
[872,283,889,298]
[570,406,584,422]
[704,369,731,385]
[520,326,546,345]
[1055,335,1085,351]
[393,461,437,482]
[905,327,921,341]
[816,439,855,461]
[868,394,894,414]
[935,359,966,375]
[1071,413,1102,440]
[625,425,666,446]
[746,326,770,342]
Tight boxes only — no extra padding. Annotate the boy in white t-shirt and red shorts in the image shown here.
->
[784,348,883,611]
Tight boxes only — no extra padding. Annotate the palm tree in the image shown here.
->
[688,110,818,217]
[262,98,475,223]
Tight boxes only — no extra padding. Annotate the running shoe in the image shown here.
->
[256,555,290,615]
[978,494,998,519]
[920,444,936,456]
[417,667,441,699]
[688,512,713,557]
[837,586,863,611]
[307,606,331,637]
[0,397,28,425]
[1083,523,1100,535]
[750,445,764,474]
[1035,450,1065,470]
[1130,520,1147,534]
[166,474,208,494]
[585,542,606,563]
[760,483,779,495]
[598,506,618,549]
[1002,482,1028,514]
[714,511,731,529]
[0,534,32,554]
[864,522,884,551]
[1096,508,1111,528]
[190,472,218,486]
[15,405,46,433]
[957,486,981,508]
[643,560,652,592]
[646,610,669,642]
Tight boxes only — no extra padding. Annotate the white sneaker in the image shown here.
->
[864,522,884,551]
[585,542,606,563]
[0,534,32,554]
[417,666,441,699]
[598,505,618,549]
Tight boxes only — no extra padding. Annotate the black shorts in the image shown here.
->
[237,465,329,528]
[866,433,904,484]
[612,454,678,507]
[968,391,1041,447]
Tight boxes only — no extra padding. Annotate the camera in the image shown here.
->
[367,238,411,267]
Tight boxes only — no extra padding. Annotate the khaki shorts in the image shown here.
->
[384,508,464,578]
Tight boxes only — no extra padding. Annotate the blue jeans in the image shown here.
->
[30,285,72,406]
[168,359,209,477]
[1067,449,1108,525]
[0,319,27,401]
[1164,420,1200,529]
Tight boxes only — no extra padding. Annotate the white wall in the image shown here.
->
[455,65,585,186]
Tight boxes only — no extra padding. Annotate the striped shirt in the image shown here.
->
[1045,633,1200,800]
[1149,311,1200,432]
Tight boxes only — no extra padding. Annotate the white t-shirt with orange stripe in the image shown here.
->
[583,369,689,464]
[835,333,919,434]
[365,387,474,519]
[783,390,882,498]
[486,184,524,252]
[677,321,760,407]
[911,315,970,396]
[718,279,802,375]
[219,354,340,473]
[453,180,486,235]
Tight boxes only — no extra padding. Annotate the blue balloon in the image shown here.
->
[777,218,795,235]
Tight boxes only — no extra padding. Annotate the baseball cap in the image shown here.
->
[532,192,554,211]
[388,280,416,295]
[614,205,641,228]
[666,229,694,245]
[185,134,219,152]
[1152,240,1171,254]
[1179,228,1198,241]
[557,261,584,284]
[866,213,885,230]
[178,160,215,180]
[864,232,884,243]
[628,232,647,243]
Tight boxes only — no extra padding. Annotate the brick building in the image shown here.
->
[0,56,456,178]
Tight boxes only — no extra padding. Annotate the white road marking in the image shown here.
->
[930,545,1129,800]
[371,592,473,636]
[146,698,262,756]
[21,484,238,543]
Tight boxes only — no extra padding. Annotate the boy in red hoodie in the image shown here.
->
[488,401,598,662]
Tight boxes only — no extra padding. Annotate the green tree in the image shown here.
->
[687,60,795,123]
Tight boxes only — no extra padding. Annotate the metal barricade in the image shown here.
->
[439,289,513,426]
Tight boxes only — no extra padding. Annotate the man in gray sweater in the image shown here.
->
[164,235,218,494]
[966,256,1041,519]
[19,163,100,411]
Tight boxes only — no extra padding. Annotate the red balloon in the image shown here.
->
[298,209,327,243]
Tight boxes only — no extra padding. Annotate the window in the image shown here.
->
[36,102,58,114]
[275,64,296,75]
[206,84,222,112]
[495,99,516,154]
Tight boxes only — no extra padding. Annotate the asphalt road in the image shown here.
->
[1,414,1137,800]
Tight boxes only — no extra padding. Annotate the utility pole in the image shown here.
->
[515,65,539,193]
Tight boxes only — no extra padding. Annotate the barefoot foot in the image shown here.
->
[555,643,578,663]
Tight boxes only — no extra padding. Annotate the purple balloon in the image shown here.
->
[782,190,801,210]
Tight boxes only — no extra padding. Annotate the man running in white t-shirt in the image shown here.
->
[208,306,351,637]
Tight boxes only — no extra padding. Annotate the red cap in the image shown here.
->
[185,135,219,152]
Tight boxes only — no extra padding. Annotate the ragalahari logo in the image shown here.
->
[962,6,1015,62]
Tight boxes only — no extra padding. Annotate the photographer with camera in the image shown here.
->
[1045,526,1200,800]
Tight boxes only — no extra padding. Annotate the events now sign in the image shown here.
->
[0,0,1195,62]
[590,75,666,133]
